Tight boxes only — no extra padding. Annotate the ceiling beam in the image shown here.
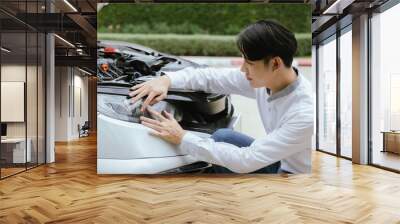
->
[55,55,96,70]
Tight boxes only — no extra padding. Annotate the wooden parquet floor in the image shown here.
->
[1,134,400,224]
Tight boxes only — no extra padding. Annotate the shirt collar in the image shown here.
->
[266,67,300,103]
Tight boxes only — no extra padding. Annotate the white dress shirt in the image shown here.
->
[165,66,314,174]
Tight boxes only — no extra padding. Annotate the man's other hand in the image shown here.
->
[129,76,171,112]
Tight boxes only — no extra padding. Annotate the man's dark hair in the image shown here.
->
[236,19,297,68]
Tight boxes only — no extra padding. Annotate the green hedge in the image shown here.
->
[98,4,311,35]
[98,33,311,57]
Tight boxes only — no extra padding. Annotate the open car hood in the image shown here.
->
[97,40,234,134]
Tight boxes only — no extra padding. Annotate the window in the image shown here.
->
[0,1,46,179]
[370,2,400,171]
[339,28,352,158]
[317,36,337,154]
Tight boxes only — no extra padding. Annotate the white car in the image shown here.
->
[97,40,240,174]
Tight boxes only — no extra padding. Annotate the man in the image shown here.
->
[129,19,314,174]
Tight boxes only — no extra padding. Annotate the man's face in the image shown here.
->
[240,57,277,88]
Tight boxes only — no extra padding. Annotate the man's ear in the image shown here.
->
[272,57,281,71]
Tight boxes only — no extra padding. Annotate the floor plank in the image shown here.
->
[1,134,400,223]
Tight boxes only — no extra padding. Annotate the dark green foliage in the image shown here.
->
[98,4,311,35]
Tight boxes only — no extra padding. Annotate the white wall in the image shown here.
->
[54,66,69,141]
[72,72,89,138]
[54,67,89,141]
[1,63,46,164]
[1,65,28,138]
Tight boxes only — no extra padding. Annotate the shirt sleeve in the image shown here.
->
[178,103,314,173]
[164,67,256,99]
